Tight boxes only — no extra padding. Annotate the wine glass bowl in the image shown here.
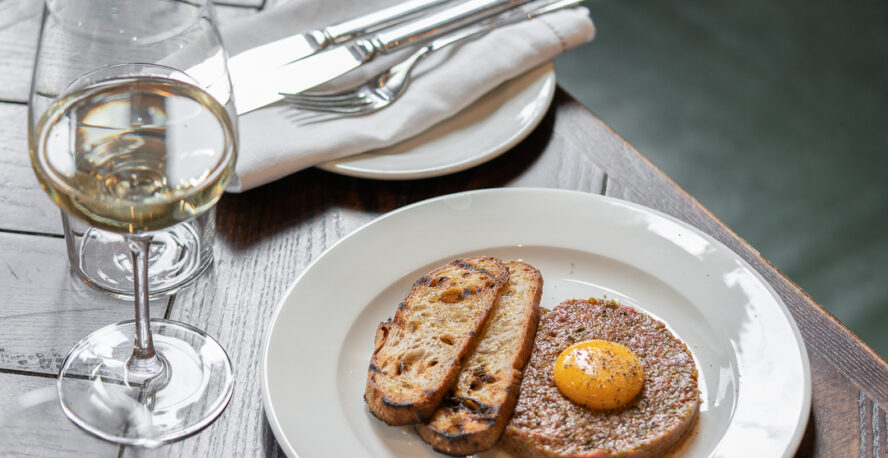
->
[31,65,236,234]
[29,0,236,446]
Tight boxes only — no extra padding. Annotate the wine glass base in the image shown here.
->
[58,320,234,447]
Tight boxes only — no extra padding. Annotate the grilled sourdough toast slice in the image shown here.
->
[365,257,509,425]
[415,261,543,456]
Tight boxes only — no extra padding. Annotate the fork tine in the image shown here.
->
[284,104,351,120]
[285,90,367,103]
[286,96,375,111]
[283,88,371,108]
[284,95,367,109]
[286,99,376,114]
[287,106,367,115]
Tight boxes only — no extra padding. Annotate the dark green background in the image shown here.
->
[554,0,888,357]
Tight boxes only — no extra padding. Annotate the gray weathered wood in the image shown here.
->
[0,372,118,456]
[0,13,39,103]
[124,199,375,456]
[0,231,168,375]
[0,4,259,104]
[0,103,62,235]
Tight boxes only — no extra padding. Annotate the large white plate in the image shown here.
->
[316,62,555,180]
[261,188,811,457]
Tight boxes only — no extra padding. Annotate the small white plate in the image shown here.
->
[316,62,556,180]
[261,188,811,457]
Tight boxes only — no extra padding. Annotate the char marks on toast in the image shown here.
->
[364,256,509,425]
[415,261,543,456]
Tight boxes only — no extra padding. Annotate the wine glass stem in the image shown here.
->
[126,235,166,386]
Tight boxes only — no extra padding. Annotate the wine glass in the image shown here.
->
[28,0,236,447]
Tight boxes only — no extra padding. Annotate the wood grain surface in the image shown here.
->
[1,1,886,457]
[0,373,117,456]
[0,232,169,375]
[0,103,61,235]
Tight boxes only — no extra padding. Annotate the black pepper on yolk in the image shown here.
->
[552,340,644,410]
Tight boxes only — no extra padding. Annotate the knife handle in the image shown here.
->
[372,0,529,53]
[427,0,584,52]
[324,0,455,44]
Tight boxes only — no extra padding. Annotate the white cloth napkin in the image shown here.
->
[221,0,595,192]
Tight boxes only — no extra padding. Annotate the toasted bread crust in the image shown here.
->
[365,257,509,425]
[416,261,543,455]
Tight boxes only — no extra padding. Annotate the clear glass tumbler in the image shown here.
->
[63,209,215,298]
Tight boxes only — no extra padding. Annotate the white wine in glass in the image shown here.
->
[34,77,234,233]
[29,0,237,447]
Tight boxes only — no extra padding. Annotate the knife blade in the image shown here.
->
[234,0,530,114]
[227,0,452,85]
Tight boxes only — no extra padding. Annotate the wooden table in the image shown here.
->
[1,2,887,457]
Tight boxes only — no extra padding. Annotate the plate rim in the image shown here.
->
[315,62,556,180]
[260,187,812,457]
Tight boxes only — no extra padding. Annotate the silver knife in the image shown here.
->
[235,0,530,114]
[227,0,454,84]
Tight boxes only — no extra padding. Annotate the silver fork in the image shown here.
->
[281,0,583,116]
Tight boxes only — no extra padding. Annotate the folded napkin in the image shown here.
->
[221,0,595,192]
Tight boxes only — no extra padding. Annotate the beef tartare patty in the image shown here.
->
[502,299,699,458]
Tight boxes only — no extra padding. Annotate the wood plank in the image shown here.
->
[795,351,887,457]
[796,350,862,456]
[858,389,887,458]
[0,231,168,375]
[0,372,118,456]
[0,4,257,104]
[0,13,39,103]
[0,102,62,235]
[123,177,373,457]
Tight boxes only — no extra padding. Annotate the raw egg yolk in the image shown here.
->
[552,340,644,410]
